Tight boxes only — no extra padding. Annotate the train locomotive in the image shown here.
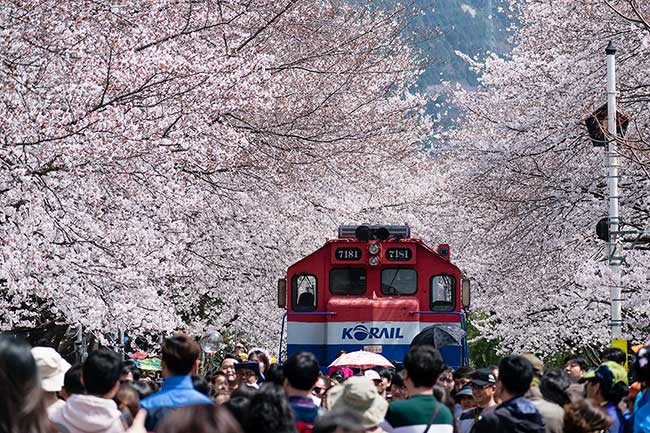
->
[278,225,470,369]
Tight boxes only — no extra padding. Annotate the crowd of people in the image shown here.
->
[1,333,649,433]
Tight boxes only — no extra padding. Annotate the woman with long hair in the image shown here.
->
[0,336,57,433]
[244,383,297,433]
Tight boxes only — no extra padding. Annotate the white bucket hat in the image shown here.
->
[31,347,71,392]
[327,376,389,429]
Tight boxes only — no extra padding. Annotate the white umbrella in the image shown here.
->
[328,350,394,370]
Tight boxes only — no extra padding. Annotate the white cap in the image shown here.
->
[363,369,381,381]
[31,347,71,392]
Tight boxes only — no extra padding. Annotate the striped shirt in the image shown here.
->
[381,395,454,433]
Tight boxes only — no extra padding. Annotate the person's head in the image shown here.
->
[455,385,475,410]
[327,376,388,430]
[312,374,330,400]
[248,349,270,374]
[245,383,296,433]
[0,336,54,433]
[192,375,214,397]
[363,370,385,396]
[452,366,475,392]
[433,384,457,430]
[374,367,392,397]
[264,363,284,386]
[633,341,650,383]
[221,355,239,385]
[600,347,626,366]
[157,403,243,433]
[212,371,229,392]
[83,349,122,398]
[390,371,408,400]
[563,355,588,382]
[120,361,140,382]
[224,395,251,429]
[496,355,534,401]
[403,345,445,389]
[162,334,201,377]
[581,361,629,405]
[563,398,611,433]
[540,369,571,407]
[470,368,497,408]
[235,361,262,386]
[313,409,365,433]
[436,367,454,393]
[61,363,85,400]
[283,352,320,393]
[113,383,140,421]
[129,379,158,399]
[31,346,71,394]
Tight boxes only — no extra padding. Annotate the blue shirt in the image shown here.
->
[141,375,213,431]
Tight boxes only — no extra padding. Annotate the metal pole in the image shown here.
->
[606,41,623,340]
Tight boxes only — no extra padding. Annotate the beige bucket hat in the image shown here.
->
[31,347,71,392]
[327,376,388,429]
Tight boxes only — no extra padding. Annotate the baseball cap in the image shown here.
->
[31,347,71,392]
[470,368,497,387]
[456,385,473,398]
[364,370,381,381]
[580,361,628,386]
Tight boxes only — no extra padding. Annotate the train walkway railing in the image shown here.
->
[278,311,337,364]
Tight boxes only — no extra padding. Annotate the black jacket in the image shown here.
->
[471,396,545,433]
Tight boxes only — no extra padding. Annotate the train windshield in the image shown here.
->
[381,268,417,295]
[431,275,455,311]
[329,268,366,294]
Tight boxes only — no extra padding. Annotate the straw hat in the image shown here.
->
[31,347,71,392]
[327,376,388,429]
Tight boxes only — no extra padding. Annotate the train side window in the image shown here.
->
[430,275,456,311]
[381,268,417,295]
[329,268,366,294]
[292,274,317,311]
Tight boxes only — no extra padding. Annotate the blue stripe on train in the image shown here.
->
[287,343,464,370]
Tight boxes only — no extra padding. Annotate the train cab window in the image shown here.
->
[291,274,317,311]
[329,268,366,294]
[381,268,417,295]
[430,275,456,311]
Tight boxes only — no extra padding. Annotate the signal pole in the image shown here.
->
[606,41,623,340]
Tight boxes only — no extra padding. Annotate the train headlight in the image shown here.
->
[369,256,381,266]
[368,244,380,255]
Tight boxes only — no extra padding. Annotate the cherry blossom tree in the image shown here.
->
[0,0,435,348]
[439,0,650,354]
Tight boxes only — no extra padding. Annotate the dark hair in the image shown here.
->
[264,363,284,386]
[540,369,571,407]
[563,398,611,433]
[248,350,270,373]
[230,383,258,399]
[453,366,475,380]
[313,409,365,433]
[433,385,458,433]
[498,355,534,396]
[0,336,55,433]
[225,396,251,429]
[563,355,588,371]
[329,370,345,383]
[244,383,296,433]
[121,361,141,381]
[192,375,214,397]
[113,383,140,420]
[129,379,157,399]
[601,381,629,405]
[63,363,86,396]
[157,404,242,433]
[83,349,122,395]
[283,352,320,391]
[404,345,445,388]
[601,347,626,365]
[633,343,650,382]
[221,354,240,365]
[374,367,393,382]
[391,371,405,388]
[162,334,201,376]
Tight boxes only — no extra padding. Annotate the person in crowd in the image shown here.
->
[211,371,230,392]
[140,333,213,431]
[563,356,588,383]
[248,349,270,375]
[61,364,86,400]
[522,355,564,433]
[433,384,459,433]
[266,363,285,386]
[128,380,157,400]
[0,336,58,433]
[283,352,321,432]
[244,383,297,433]
[312,374,331,406]
[32,346,71,414]
[113,383,140,426]
[562,398,611,433]
[220,355,240,390]
[313,409,366,433]
[327,376,389,433]
[381,345,453,433]
[455,386,476,414]
[538,370,571,408]
[600,348,626,367]
[51,349,126,433]
[437,368,455,394]
[471,355,545,433]
[156,404,243,433]
[579,361,629,433]
[458,369,497,433]
[233,342,246,361]
[454,367,476,394]
[364,370,387,399]
[375,368,393,400]
[192,375,214,397]
[120,362,140,383]
[235,361,263,389]
[628,340,649,433]
[389,371,408,402]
